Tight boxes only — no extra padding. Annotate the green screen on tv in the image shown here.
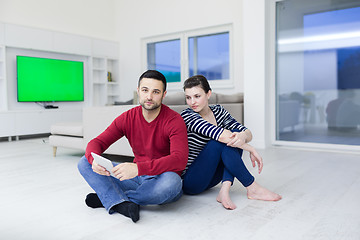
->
[17,56,84,102]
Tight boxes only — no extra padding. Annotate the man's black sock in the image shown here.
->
[112,201,140,223]
[85,193,104,208]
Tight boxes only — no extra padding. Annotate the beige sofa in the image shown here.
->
[49,92,244,157]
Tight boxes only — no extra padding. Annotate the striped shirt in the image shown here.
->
[180,104,247,175]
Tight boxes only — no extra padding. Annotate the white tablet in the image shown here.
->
[91,152,116,178]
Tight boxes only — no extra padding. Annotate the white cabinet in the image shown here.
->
[0,112,16,137]
[5,24,53,52]
[0,109,82,138]
[0,45,6,111]
[91,57,120,106]
[0,23,4,44]
[53,32,92,56]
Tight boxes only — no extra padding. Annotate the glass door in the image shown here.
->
[275,0,360,146]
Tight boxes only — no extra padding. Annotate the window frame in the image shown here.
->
[142,24,233,91]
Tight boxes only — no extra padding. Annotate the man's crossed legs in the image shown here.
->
[78,156,183,222]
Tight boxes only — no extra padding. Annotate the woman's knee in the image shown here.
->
[208,139,243,157]
[223,145,243,155]
[208,139,225,146]
[205,139,226,153]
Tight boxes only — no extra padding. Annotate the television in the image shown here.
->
[17,56,84,103]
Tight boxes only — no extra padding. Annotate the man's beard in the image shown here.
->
[140,100,161,111]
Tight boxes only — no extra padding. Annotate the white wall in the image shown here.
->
[0,0,271,148]
[0,0,117,41]
[114,0,244,101]
[242,0,268,148]
[0,0,246,100]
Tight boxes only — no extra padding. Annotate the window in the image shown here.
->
[147,39,181,83]
[143,25,232,90]
[275,0,360,146]
[189,32,229,80]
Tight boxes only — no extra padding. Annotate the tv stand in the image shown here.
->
[44,105,59,109]
[36,102,59,109]
[0,109,82,139]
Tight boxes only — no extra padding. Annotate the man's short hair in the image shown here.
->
[138,70,167,91]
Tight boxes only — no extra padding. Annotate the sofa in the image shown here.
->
[49,92,244,157]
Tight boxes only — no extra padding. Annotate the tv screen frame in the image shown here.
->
[16,55,84,103]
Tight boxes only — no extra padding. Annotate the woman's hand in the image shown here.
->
[226,131,247,148]
[220,129,252,149]
[229,141,263,174]
[218,129,263,174]
[250,149,263,174]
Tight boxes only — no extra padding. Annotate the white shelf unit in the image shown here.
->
[91,57,120,106]
[0,45,7,111]
[0,23,120,140]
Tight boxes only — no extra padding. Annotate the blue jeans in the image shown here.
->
[78,156,183,213]
[183,139,255,195]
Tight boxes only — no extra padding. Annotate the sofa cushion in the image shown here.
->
[162,92,186,105]
[50,122,83,137]
[164,92,218,105]
[208,92,217,104]
[168,105,187,114]
[49,135,85,149]
[217,93,244,103]
[114,99,133,105]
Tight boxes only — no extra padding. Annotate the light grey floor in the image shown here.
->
[1,138,359,240]
[279,123,360,146]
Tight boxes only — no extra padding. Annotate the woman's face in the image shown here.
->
[184,86,211,113]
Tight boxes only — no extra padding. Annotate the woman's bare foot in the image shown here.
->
[216,181,237,210]
[246,181,282,201]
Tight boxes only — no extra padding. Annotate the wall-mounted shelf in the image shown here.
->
[91,57,120,106]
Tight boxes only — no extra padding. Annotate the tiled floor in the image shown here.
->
[1,138,359,240]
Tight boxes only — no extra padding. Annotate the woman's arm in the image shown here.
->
[242,143,263,174]
[218,129,262,173]
[183,105,252,147]
[218,128,252,145]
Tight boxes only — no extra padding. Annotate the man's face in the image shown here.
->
[137,78,166,111]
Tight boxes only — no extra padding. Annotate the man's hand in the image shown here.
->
[92,160,111,176]
[112,163,138,181]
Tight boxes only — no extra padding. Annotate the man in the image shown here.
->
[78,70,189,223]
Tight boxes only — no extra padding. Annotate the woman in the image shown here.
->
[181,75,281,210]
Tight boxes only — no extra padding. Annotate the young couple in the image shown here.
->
[78,70,281,223]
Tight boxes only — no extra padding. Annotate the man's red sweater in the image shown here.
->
[85,105,188,176]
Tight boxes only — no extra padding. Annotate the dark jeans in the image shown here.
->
[183,139,254,195]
